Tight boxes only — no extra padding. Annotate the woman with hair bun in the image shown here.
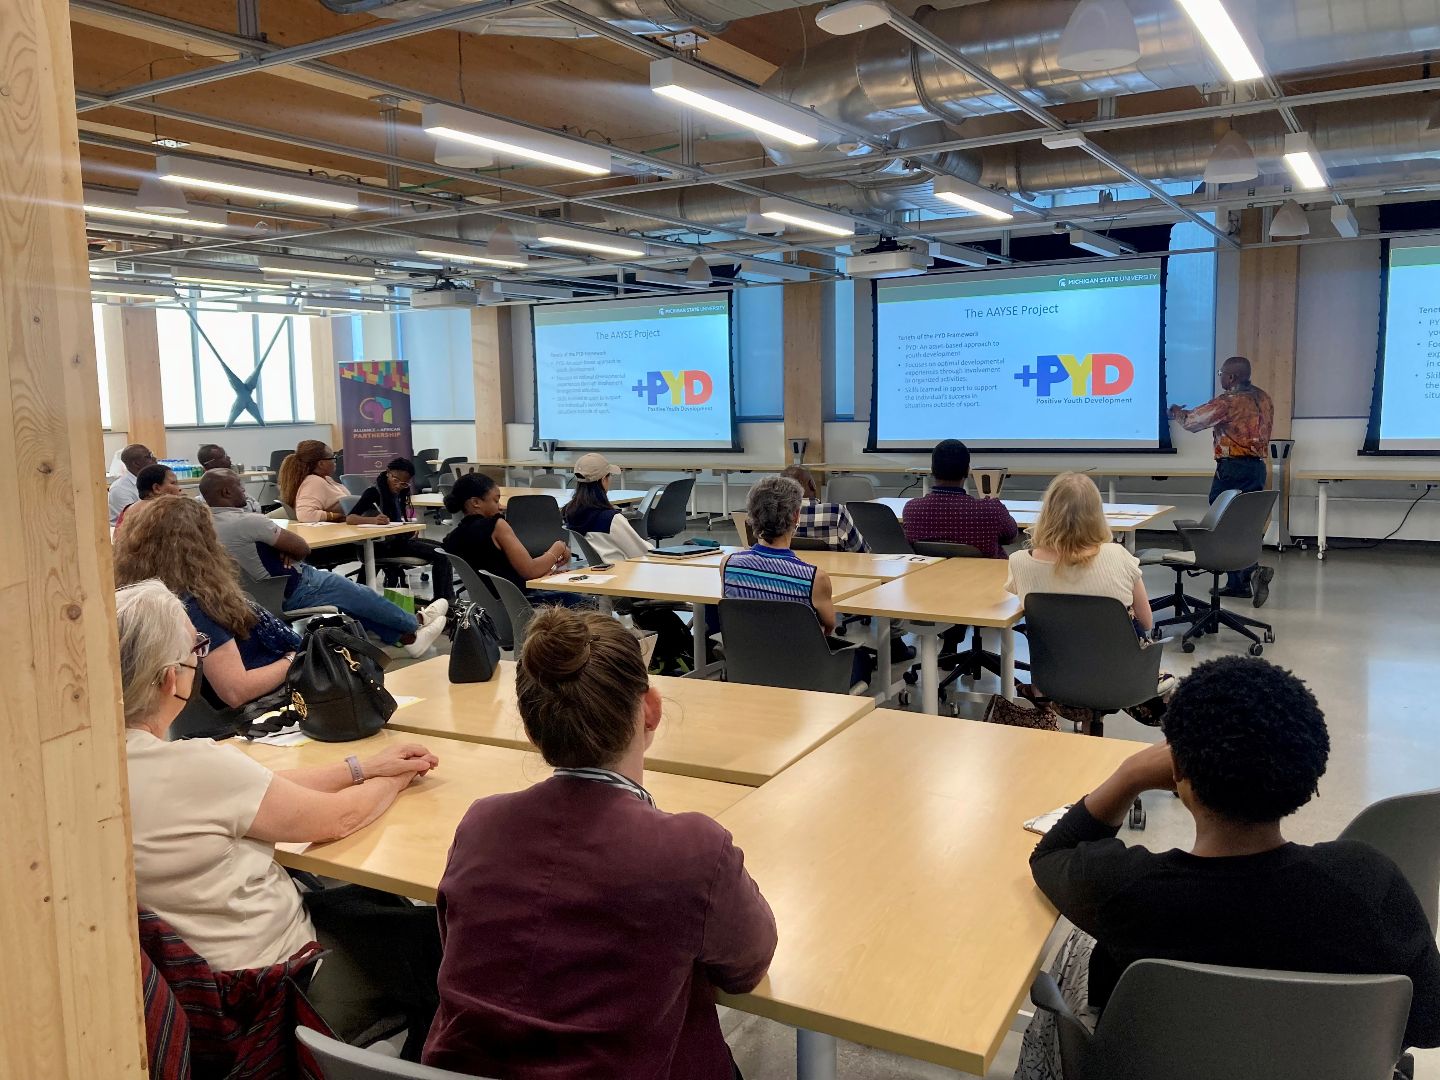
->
[424,607,777,1079]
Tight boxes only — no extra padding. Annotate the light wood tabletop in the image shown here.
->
[1295,470,1440,482]
[281,520,424,549]
[636,547,943,580]
[715,711,1146,1075]
[234,729,749,902]
[835,556,1021,627]
[874,498,1174,532]
[530,560,877,604]
[383,657,874,786]
[411,487,647,508]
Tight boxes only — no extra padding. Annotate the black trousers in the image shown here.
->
[1210,456,1267,589]
[377,536,454,603]
[303,885,442,1061]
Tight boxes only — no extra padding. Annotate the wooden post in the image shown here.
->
[309,316,340,445]
[783,276,826,464]
[101,305,168,456]
[0,0,147,1076]
[1235,210,1299,440]
[471,306,513,462]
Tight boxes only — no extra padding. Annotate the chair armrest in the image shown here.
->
[1030,971,1070,1017]
[283,605,339,622]
[1031,971,1095,1077]
[1171,518,1201,532]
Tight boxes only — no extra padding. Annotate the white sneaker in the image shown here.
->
[404,615,448,658]
[417,598,449,625]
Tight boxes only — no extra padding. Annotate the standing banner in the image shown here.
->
[338,361,414,475]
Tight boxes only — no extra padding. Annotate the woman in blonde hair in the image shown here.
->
[1006,471,1153,633]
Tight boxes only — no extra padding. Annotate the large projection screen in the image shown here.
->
[870,260,1170,452]
[1364,238,1440,455]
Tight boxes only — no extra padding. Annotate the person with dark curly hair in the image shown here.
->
[1015,657,1440,1078]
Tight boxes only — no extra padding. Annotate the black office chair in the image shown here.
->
[338,473,370,497]
[719,598,861,694]
[240,574,337,624]
[439,552,534,653]
[168,666,243,741]
[789,536,831,551]
[505,494,567,558]
[412,448,440,492]
[845,500,913,554]
[910,542,1030,696]
[1140,488,1239,619]
[268,448,292,475]
[642,477,695,543]
[1151,489,1277,655]
[825,475,878,503]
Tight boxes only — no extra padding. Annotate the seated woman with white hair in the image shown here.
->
[116,578,444,1059]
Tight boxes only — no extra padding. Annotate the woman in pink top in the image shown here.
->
[278,440,387,525]
[423,608,778,1079]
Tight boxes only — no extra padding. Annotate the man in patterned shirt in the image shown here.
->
[902,439,1018,559]
[782,466,868,552]
[1169,355,1276,606]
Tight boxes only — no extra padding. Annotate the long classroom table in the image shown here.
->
[411,487,648,509]
[875,497,1175,551]
[819,462,1215,502]
[716,711,1145,1079]
[235,729,748,902]
[282,520,425,591]
[384,657,874,787]
[1294,470,1440,559]
[636,547,943,580]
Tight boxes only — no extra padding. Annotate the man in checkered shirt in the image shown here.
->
[782,466,868,552]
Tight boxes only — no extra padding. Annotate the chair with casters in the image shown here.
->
[1030,958,1412,1080]
[845,500,913,555]
[241,574,338,624]
[789,536,831,551]
[296,1026,488,1080]
[912,542,1030,696]
[1150,489,1277,655]
[269,504,293,520]
[338,494,361,515]
[339,473,371,498]
[1139,487,1239,619]
[411,448,440,493]
[642,476,695,543]
[567,529,605,567]
[1339,787,1440,933]
[719,598,861,695]
[505,494,567,558]
[168,666,246,741]
[528,473,566,490]
[268,448,292,476]
[439,551,534,654]
[825,475,878,504]
[730,510,754,546]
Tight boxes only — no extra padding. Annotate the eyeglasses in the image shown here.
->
[192,632,211,658]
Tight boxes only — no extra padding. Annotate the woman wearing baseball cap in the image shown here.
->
[562,453,653,564]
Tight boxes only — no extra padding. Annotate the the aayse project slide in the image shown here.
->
[1371,240,1440,453]
[533,293,736,450]
[872,261,1166,450]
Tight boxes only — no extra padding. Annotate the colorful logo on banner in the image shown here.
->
[338,361,412,476]
[630,369,714,406]
[1014,353,1135,397]
[359,396,394,424]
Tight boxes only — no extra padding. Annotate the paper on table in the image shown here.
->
[392,695,422,710]
[292,521,340,527]
[880,554,942,564]
[543,572,616,585]
[251,727,311,747]
[1023,804,1073,836]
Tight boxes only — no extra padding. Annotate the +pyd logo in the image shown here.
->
[630,370,714,406]
[1014,353,1135,397]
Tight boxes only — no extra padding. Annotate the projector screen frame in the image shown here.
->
[528,290,742,454]
[1361,237,1440,457]
[864,257,1176,455]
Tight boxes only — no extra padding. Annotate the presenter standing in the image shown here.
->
[1169,355,1276,607]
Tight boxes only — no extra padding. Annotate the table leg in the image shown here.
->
[797,1029,837,1080]
[688,470,698,516]
[1107,477,1117,503]
[871,615,892,706]
[363,539,379,592]
[692,601,708,667]
[1317,481,1328,561]
[1001,628,1016,701]
[720,470,730,518]
[1122,527,1137,553]
[919,625,940,715]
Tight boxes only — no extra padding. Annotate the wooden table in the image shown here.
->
[637,546,943,581]
[875,497,1175,551]
[234,729,749,902]
[281,520,424,590]
[1293,470,1440,559]
[384,657,874,786]
[716,711,1145,1078]
[411,487,647,509]
[837,558,1022,715]
[817,463,1214,501]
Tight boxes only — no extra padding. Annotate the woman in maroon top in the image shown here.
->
[423,607,778,1079]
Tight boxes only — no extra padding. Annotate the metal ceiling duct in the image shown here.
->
[322,0,812,36]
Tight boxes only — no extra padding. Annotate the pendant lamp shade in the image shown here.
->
[1203,128,1260,183]
[686,257,712,284]
[1057,0,1141,72]
[1269,199,1310,239]
[135,175,191,215]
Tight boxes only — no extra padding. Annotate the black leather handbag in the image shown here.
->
[289,615,396,742]
[449,601,502,683]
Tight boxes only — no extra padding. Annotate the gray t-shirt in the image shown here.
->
[210,505,291,583]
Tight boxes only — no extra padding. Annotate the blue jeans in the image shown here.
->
[287,563,419,645]
[1210,456,1267,589]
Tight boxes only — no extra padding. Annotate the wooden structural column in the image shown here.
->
[309,316,340,446]
[1235,210,1299,439]
[471,306,514,462]
[101,305,167,456]
[783,266,827,464]
[0,0,146,1076]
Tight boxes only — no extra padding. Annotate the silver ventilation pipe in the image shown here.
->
[340,0,813,37]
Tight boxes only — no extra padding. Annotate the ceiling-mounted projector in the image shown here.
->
[844,237,930,278]
[411,279,484,308]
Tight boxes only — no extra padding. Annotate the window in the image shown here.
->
[734,287,784,420]
[91,305,111,429]
[334,309,475,421]
[1165,216,1219,409]
[157,298,316,427]
[827,280,856,421]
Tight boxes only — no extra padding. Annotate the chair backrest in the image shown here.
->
[567,528,604,567]
[339,473,370,497]
[439,455,465,477]
[844,501,913,555]
[268,505,291,520]
[730,510,754,545]
[825,475,877,503]
[338,494,360,515]
[913,541,983,559]
[505,494,566,557]
[789,536,831,551]
[241,574,288,617]
[529,474,566,490]
[1200,486,1241,530]
[1182,488,1277,574]
[719,598,855,694]
[1340,788,1440,933]
[439,552,532,651]
[1024,594,1162,711]
[297,1026,484,1080]
[168,666,237,741]
[268,448,292,474]
[1079,959,1412,1080]
[644,476,694,542]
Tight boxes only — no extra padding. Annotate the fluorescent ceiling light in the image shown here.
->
[634,265,718,288]
[1067,228,1134,257]
[1268,200,1310,239]
[650,57,818,149]
[422,102,611,176]
[1176,0,1264,83]
[534,228,647,258]
[931,177,1014,221]
[497,283,574,300]
[1282,132,1328,191]
[259,255,379,282]
[303,297,394,314]
[234,300,303,314]
[737,256,817,282]
[135,176,190,216]
[757,197,854,237]
[1057,0,1140,72]
[814,0,893,36]
[85,192,229,232]
[89,281,177,300]
[927,242,990,268]
[156,155,360,212]
[1041,130,1090,151]
[414,240,528,270]
[171,266,287,291]
[1330,204,1360,239]
[1203,129,1259,184]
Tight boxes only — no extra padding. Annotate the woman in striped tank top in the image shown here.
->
[721,475,838,634]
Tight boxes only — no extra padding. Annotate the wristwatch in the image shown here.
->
[345,755,365,785]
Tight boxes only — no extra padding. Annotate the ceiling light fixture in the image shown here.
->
[814,0,893,36]
[931,177,1015,221]
[135,176,190,216]
[433,140,496,170]
[1057,0,1141,72]
[927,242,991,268]
[1282,131,1328,191]
[258,255,380,283]
[686,256,714,284]
[1175,0,1264,83]
[170,267,288,291]
[89,281,178,300]
[303,297,395,314]
[1330,204,1360,239]
[757,197,855,237]
[421,103,611,176]
[497,283,575,300]
[650,57,819,148]
[1067,228,1135,257]
[85,191,230,231]
[150,136,189,150]
[156,155,361,212]
[414,239,529,270]
[1040,130,1091,151]
[1202,128,1259,183]
[534,227,647,259]
[1268,200,1310,239]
